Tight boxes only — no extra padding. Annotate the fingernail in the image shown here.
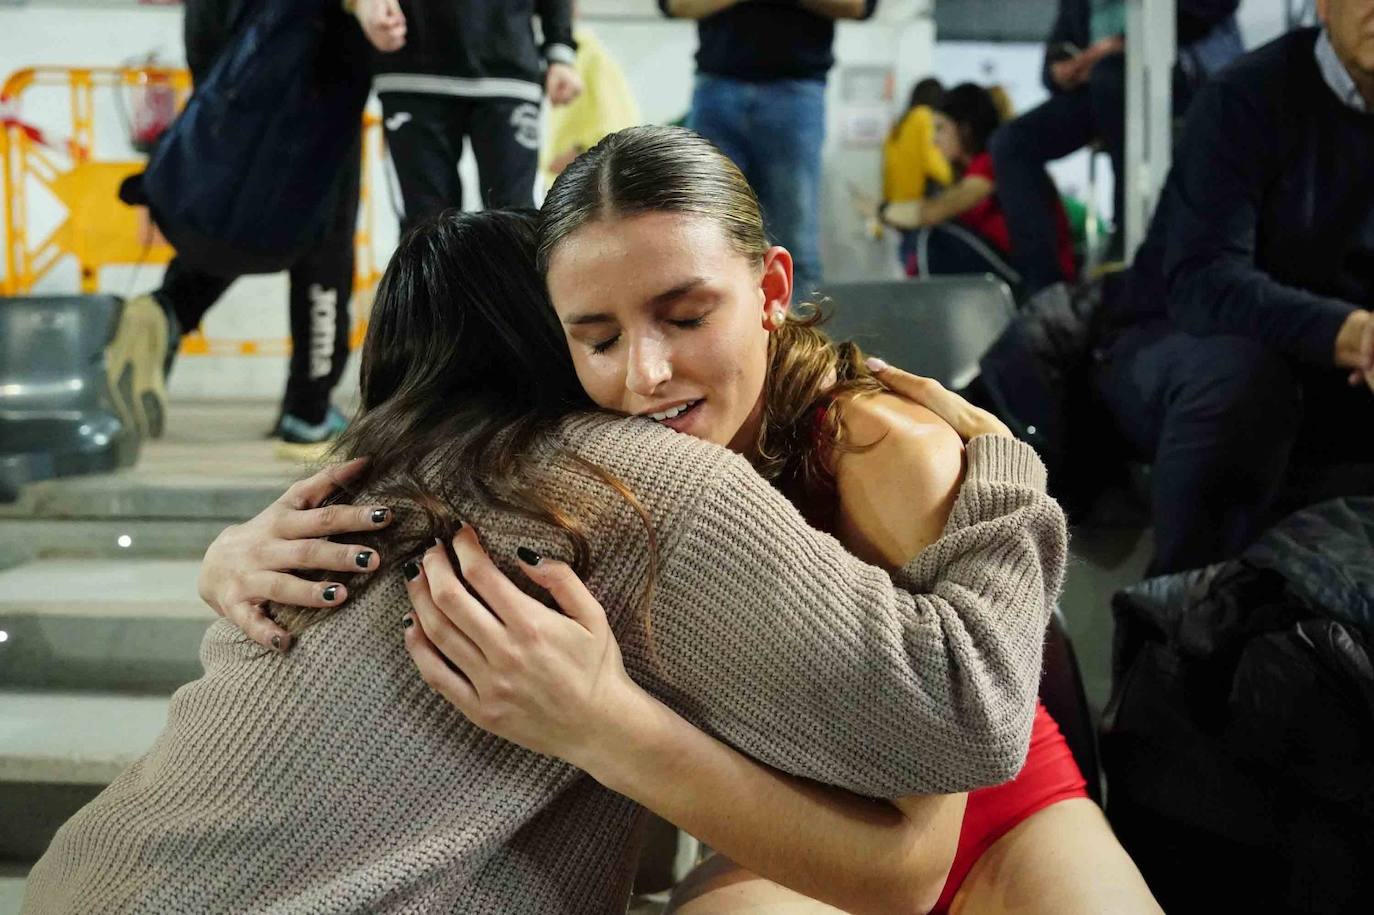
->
[371,507,390,525]
[402,615,414,629]
[453,519,464,532]
[517,546,542,566]
[322,585,339,602]
[402,559,421,581]
[865,356,888,373]
[356,550,373,569]
[271,634,282,650]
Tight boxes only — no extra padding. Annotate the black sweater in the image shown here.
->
[661,0,877,83]
[370,0,574,95]
[1113,28,1373,367]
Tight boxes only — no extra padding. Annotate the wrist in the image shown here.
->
[1335,309,1371,367]
[568,686,673,792]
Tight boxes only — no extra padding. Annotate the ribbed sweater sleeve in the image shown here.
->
[641,434,1067,798]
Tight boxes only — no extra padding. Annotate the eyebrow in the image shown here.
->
[563,277,708,326]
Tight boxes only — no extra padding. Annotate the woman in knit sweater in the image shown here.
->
[26,207,1061,913]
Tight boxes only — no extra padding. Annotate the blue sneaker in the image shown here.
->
[276,405,349,445]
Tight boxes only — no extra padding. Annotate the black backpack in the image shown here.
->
[137,0,369,277]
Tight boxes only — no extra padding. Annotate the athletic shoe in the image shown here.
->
[275,405,350,445]
[105,293,173,439]
[273,406,350,463]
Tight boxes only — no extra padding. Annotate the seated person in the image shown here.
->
[991,0,1243,294]
[862,83,1076,297]
[1091,2,1374,576]
[883,77,954,274]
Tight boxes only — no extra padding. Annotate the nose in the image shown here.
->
[625,332,671,398]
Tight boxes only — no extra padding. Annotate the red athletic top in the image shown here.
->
[932,700,1090,912]
[803,405,1089,913]
[958,151,1078,284]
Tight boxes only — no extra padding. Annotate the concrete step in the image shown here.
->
[0,559,210,692]
[0,472,283,522]
[0,690,170,861]
[0,690,169,786]
[0,517,230,565]
[0,865,28,915]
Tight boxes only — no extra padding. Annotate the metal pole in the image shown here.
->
[1124,0,1175,258]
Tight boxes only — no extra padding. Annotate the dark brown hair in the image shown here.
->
[272,209,656,635]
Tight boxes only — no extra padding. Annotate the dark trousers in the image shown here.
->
[1093,323,1374,576]
[912,224,1021,290]
[990,53,1126,295]
[379,93,540,234]
[157,144,361,425]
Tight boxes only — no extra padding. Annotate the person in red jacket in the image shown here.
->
[861,83,1076,299]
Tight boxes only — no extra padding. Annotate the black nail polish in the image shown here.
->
[323,585,339,602]
[371,508,390,525]
[517,546,541,566]
[356,550,373,569]
[271,634,282,650]
[453,519,464,532]
[402,616,414,629]
[402,559,421,581]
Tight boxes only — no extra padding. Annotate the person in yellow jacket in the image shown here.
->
[539,26,642,182]
[882,78,953,273]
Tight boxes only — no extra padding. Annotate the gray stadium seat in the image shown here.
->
[0,295,140,501]
[816,275,1016,389]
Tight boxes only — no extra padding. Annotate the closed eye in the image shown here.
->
[590,334,620,355]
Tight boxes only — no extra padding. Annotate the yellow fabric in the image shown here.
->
[882,106,952,203]
[540,28,642,181]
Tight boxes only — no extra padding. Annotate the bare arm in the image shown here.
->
[881,175,995,231]
[662,0,741,18]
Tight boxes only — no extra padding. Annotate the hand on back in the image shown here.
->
[198,457,390,651]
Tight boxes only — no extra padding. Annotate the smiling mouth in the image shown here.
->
[648,400,702,423]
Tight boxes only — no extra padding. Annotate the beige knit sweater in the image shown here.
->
[24,414,1066,915]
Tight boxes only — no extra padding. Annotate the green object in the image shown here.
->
[1090,0,1127,43]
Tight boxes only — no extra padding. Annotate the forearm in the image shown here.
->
[1168,257,1358,366]
[579,689,959,915]
[799,0,872,19]
[663,0,740,18]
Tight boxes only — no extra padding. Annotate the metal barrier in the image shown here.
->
[1,65,382,357]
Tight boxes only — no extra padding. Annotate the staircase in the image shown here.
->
[0,402,301,908]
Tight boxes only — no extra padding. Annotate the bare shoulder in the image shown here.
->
[830,392,967,566]
[836,391,965,470]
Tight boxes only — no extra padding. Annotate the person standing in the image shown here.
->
[354,0,582,231]
[659,0,877,298]
[114,0,363,448]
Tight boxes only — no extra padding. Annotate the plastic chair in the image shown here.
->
[0,295,140,501]
[817,275,1016,389]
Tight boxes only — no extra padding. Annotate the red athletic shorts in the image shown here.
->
[932,700,1090,912]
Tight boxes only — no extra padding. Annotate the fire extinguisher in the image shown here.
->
[126,54,177,154]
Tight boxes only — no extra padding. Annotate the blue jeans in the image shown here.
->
[689,75,826,298]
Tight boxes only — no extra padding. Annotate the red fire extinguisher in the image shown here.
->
[127,54,178,154]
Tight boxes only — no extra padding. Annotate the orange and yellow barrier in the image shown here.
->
[1,66,382,356]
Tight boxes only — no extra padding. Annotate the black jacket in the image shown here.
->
[370,0,575,103]
[1107,29,1372,367]
[1040,0,1240,92]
